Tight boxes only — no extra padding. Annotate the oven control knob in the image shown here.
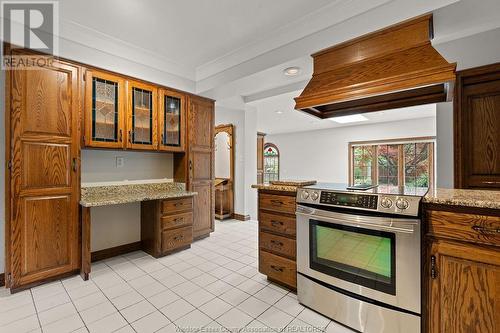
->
[311,191,319,201]
[380,197,393,208]
[396,198,410,210]
[301,191,310,200]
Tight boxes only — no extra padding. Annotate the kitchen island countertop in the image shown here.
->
[423,188,500,210]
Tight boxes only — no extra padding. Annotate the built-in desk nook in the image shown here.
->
[79,181,196,280]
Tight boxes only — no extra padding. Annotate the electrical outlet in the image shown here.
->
[116,156,124,168]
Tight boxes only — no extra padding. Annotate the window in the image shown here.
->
[263,143,279,183]
[350,138,434,192]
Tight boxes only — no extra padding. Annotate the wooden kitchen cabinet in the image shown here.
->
[158,89,186,152]
[127,80,158,150]
[257,190,297,289]
[6,47,81,289]
[425,208,500,333]
[141,197,194,257]
[188,96,215,239]
[84,69,127,149]
[455,62,500,189]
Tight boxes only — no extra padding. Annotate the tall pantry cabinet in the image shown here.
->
[5,47,82,289]
[175,95,215,239]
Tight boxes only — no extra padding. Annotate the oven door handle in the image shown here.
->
[296,211,417,234]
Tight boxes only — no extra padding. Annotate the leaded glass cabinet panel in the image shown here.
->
[127,80,157,150]
[263,143,279,183]
[85,70,126,149]
[158,89,185,152]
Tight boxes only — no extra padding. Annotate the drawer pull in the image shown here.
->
[271,220,284,227]
[270,265,284,272]
[472,225,500,234]
[173,218,182,223]
[173,235,184,241]
[270,240,283,247]
[271,200,284,205]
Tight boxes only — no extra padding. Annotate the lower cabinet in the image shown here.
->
[426,208,500,333]
[257,190,297,289]
[141,197,194,257]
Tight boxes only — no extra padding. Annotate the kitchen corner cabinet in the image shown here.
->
[127,80,158,150]
[425,208,500,333]
[84,69,126,149]
[158,89,185,152]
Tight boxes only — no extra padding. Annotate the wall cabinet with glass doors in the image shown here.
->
[84,69,185,152]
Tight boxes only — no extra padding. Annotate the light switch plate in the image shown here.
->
[116,156,124,168]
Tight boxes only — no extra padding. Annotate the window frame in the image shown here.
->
[348,136,435,190]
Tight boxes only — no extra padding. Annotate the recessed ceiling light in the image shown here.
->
[330,114,368,124]
[283,66,301,76]
[276,110,283,114]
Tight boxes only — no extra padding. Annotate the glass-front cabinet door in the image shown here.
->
[84,70,126,148]
[158,89,185,152]
[127,81,157,150]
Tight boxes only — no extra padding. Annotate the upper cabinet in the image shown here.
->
[158,89,185,152]
[455,63,500,189]
[84,70,126,149]
[127,80,158,150]
[84,69,186,153]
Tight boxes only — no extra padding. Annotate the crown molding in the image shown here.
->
[59,19,196,81]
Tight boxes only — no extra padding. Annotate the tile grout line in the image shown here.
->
[29,288,44,333]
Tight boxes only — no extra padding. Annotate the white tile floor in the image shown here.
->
[0,220,353,333]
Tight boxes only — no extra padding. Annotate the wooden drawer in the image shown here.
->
[162,226,193,252]
[161,212,192,230]
[259,193,296,214]
[161,197,192,215]
[260,232,296,259]
[259,250,296,289]
[427,210,500,247]
[260,211,296,237]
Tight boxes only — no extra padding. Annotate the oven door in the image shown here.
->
[296,204,421,314]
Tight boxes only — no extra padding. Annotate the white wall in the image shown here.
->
[266,117,436,183]
[244,106,258,220]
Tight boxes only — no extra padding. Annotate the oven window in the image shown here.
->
[310,220,396,295]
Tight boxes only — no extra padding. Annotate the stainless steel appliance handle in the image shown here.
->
[296,206,419,234]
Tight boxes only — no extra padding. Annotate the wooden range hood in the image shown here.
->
[295,14,456,118]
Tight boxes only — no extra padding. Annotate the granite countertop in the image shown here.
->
[80,182,196,207]
[423,188,500,210]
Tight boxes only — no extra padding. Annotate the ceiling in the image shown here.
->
[252,91,437,134]
[59,0,334,71]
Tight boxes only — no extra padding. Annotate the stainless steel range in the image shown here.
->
[296,183,427,333]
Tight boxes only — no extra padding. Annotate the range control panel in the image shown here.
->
[296,188,423,216]
[320,191,377,209]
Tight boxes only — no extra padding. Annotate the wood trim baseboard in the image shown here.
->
[233,213,251,221]
[91,241,142,262]
[0,273,4,287]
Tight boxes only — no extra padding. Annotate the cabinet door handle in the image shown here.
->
[270,240,284,247]
[119,129,123,142]
[270,265,284,272]
[271,220,284,227]
[430,255,437,279]
[128,130,132,143]
[472,225,500,234]
[72,158,77,172]
[161,133,164,145]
